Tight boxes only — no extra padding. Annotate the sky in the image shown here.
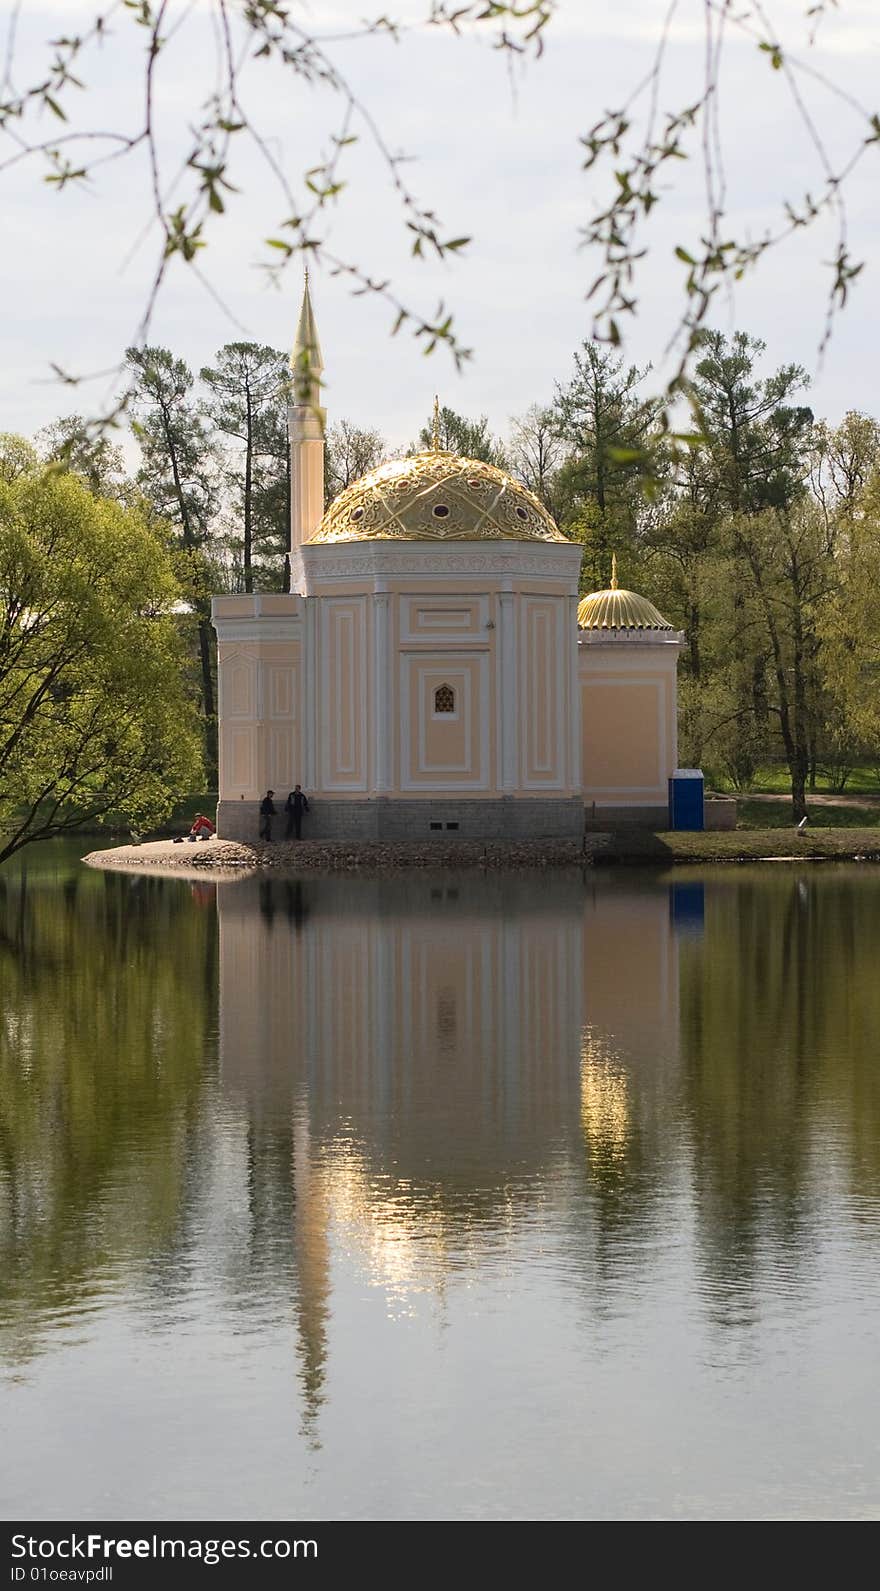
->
[2,0,880,453]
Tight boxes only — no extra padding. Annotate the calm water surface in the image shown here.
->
[1,844,880,1520]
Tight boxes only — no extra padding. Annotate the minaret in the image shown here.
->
[291,1109,330,1445]
[289,270,326,560]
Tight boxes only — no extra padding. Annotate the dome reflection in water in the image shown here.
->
[2,852,880,1518]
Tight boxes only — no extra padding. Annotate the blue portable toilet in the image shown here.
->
[668,768,704,831]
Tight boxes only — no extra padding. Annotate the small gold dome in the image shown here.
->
[578,585,673,631]
[307,451,567,545]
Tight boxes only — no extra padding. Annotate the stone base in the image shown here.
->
[218,796,586,844]
[704,797,737,831]
[584,804,671,829]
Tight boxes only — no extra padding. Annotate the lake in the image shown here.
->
[1,843,879,1520]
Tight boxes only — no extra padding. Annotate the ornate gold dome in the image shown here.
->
[578,565,673,631]
[307,451,567,545]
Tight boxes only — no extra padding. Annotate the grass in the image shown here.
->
[711,764,880,796]
[592,828,880,864]
[736,799,880,830]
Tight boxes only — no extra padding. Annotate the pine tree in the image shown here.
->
[201,343,289,592]
[127,346,220,777]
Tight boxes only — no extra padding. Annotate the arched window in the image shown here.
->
[434,683,455,715]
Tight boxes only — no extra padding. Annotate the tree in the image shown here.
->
[552,342,655,587]
[126,346,219,772]
[690,331,813,514]
[414,406,507,466]
[686,330,814,788]
[0,863,215,1353]
[644,463,722,682]
[201,342,289,594]
[248,396,291,589]
[37,414,128,498]
[727,502,831,822]
[325,420,387,504]
[507,404,568,520]
[813,462,880,787]
[0,435,39,485]
[0,454,203,863]
[810,412,880,535]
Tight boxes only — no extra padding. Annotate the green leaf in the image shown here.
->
[758,40,784,68]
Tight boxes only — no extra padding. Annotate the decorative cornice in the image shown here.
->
[578,628,684,648]
[300,541,583,586]
[215,620,303,643]
[211,594,303,617]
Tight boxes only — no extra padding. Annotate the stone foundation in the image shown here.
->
[584,804,670,829]
[218,796,586,844]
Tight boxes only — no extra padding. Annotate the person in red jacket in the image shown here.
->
[188,813,216,841]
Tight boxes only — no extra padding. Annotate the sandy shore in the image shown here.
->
[83,837,256,871]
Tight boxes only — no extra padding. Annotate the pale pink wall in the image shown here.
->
[518,595,569,789]
[401,655,486,788]
[218,637,302,799]
[579,645,679,806]
[392,590,494,796]
[319,598,369,789]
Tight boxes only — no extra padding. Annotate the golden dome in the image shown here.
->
[307,451,567,545]
[578,563,673,631]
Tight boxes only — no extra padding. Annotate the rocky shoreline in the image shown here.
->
[82,827,880,874]
[83,835,593,873]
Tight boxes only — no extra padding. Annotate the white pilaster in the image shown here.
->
[499,588,517,793]
[569,594,582,796]
[670,652,680,773]
[373,589,391,794]
[303,595,318,790]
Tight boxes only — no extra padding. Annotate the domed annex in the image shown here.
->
[578,558,673,632]
[308,451,566,545]
[212,276,685,843]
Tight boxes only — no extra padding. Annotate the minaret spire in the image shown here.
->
[611,552,619,590]
[288,268,326,566]
[291,268,324,408]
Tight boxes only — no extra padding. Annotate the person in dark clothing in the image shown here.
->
[285,784,310,839]
[259,790,276,841]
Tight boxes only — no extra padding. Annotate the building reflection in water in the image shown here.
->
[7,853,880,1511]
[217,870,685,1436]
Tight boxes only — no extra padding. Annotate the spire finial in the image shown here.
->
[611,552,619,590]
[291,267,324,406]
[431,394,440,452]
